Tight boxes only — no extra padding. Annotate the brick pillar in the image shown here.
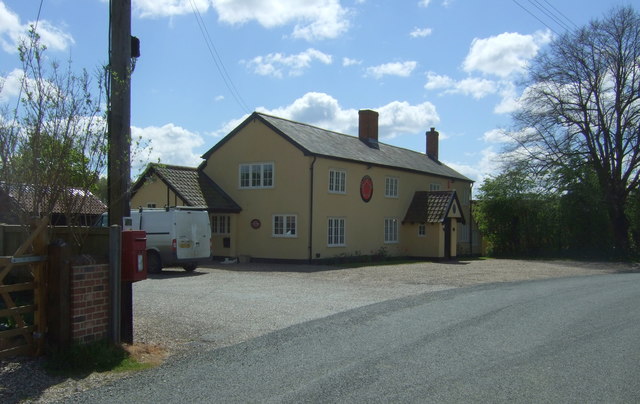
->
[70,264,110,343]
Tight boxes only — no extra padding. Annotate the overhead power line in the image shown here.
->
[511,0,578,36]
[528,0,574,32]
[539,0,578,29]
[189,0,251,114]
[512,0,559,36]
[34,0,44,30]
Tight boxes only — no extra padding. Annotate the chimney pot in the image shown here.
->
[426,127,439,161]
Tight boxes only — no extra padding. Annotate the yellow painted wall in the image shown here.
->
[202,119,311,260]
[201,118,473,261]
[401,223,443,257]
[309,158,470,260]
[210,213,236,258]
[131,173,186,209]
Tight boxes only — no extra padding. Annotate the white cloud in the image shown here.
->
[0,1,22,53]
[482,128,512,144]
[410,27,433,38]
[0,68,62,104]
[462,30,552,78]
[28,21,75,52]
[134,0,210,18]
[455,77,497,99]
[425,72,497,99]
[0,68,24,101]
[366,61,417,79]
[423,29,552,117]
[342,57,361,66]
[244,48,332,78]
[131,123,205,173]
[424,72,455,90]
[493,81,520,114]
[445,146,501,185]
[418,0,431,7]
[377,101,439,139]
[0,1,74,53]
[217,92,439,142]
[258,92,354,133]
[134,0,350,41]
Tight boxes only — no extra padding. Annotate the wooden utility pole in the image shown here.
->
[108,0,133,344]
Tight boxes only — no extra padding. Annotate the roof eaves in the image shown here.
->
[130,164,155,194]
[256,114,315,156]
[139,164,197,207]
[201,112,259,160]
[197,170,242,213]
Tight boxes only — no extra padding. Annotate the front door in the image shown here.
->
[444,218,452,260]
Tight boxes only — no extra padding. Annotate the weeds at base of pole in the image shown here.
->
[44,340,165,376]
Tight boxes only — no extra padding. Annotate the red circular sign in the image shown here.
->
[360,175,373,202]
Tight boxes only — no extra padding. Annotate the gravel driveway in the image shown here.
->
[133,258,637,352]
[3,258,638,403]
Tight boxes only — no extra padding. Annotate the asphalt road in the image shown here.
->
[66,273,640,403]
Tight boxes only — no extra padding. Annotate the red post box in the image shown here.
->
[121,230,147,282]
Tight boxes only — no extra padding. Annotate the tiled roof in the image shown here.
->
[204,112,472,182]
[403,190,465,224]
[0,183,106,215]
[132,164,241,213]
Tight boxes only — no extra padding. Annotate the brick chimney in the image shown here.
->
[358,109,379,149]
[426,127,439,160]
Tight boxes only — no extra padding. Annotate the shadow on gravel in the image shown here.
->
[435,260,471,266]
[146,269,208,279]
[0,357,67,404]
[203,259,472,273]
[208,264,339,274]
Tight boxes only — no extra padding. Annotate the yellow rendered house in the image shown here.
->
[131,110,475,262]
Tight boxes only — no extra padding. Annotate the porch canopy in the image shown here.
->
[402,190,465,224]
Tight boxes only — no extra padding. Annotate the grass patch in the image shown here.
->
[44,341,163,376]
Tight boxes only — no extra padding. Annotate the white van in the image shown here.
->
[97,207,212,273]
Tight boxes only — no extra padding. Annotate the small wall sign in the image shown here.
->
[250,219,261,229]
[360,175,373,202]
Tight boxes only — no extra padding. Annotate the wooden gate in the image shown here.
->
[0,217,49,358]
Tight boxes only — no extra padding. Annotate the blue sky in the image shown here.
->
[0,0,630,189]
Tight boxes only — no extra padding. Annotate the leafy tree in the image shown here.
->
[627,188,640,254]
[510,6,640,255]
[0,28,107,227]
[94,176,109,204]
[475,163,560,256]
[557,165,614,256]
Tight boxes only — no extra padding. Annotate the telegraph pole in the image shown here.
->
[108,0,133,344]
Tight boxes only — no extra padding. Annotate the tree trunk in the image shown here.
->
[606,189,630,256]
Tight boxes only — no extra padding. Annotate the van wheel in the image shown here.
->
[182,263,197,272]
[147,251,162,274]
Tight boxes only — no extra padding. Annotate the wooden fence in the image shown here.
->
[0,218,49,358]
[0,225,109,258]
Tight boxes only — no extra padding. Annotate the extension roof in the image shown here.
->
[403,190,465,224]
[202,112,472,182]
[0,182,106,215]
[131,164,241,213]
